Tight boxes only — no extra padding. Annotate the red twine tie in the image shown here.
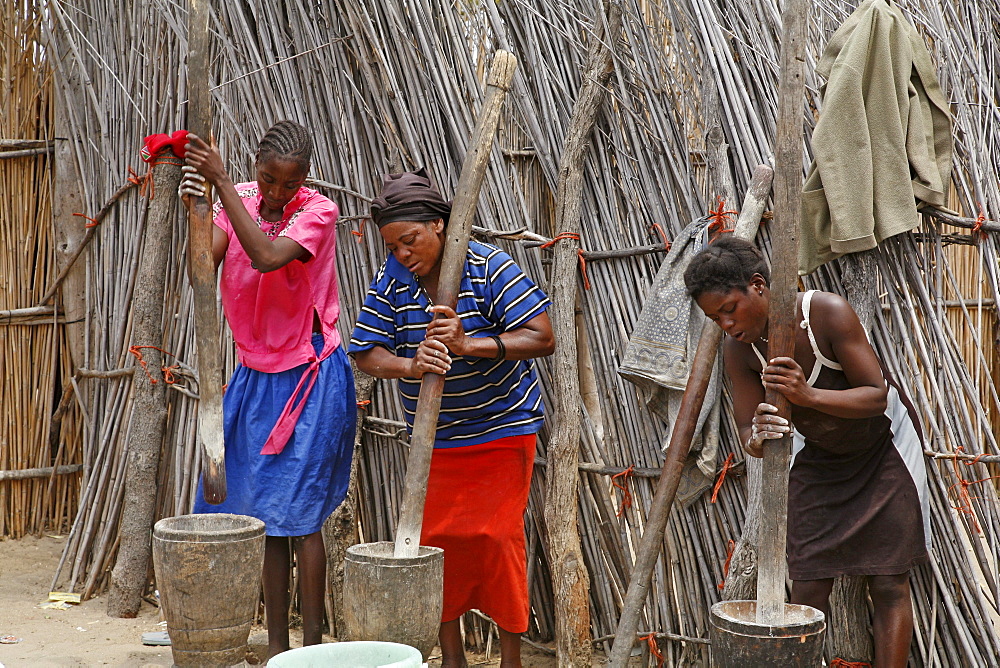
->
[638,633,664,667]
[351,218,366,243]
[650,223,671,252]
[127,165,154,199]
[356,399,371,409]
[710,453,735,503]
[76,162,186,226]
[946,446,1000,534]
[717,538,736,591]
[611,465,635,517]
[707,196,738,239]
[74,212,101,229]
[128,345,180,385]
[540,232,591,290]
[830,659,871,668]
[161,364,181,384]
[972,203,988,240]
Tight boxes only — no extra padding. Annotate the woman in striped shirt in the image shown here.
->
[350,169,554,668]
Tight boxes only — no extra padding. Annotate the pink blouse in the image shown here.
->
[214,183,342,373]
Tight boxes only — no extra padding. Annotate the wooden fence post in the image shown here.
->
[106,156,182,617]
[545,3,622,665]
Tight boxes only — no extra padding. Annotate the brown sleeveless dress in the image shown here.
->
[751,291,929,580]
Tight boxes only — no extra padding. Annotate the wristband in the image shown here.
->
[489,335,506,361]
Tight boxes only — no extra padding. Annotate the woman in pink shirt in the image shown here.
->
[181,121,354,658]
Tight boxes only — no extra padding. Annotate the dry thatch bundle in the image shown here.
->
[3,0,998,664]
[0,0,82,539]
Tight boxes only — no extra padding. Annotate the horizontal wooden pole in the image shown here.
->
[537,457,667,479]
[924,206,1000,233]
[925,450,1000,464]
[0,138,54,149]
[882,298,995,310]
[305,178,373,203]
[593,630,711,646]
[359,416,745,479]
[77,368,132,379]
[0,464,82,481]
[0,318,72,326]
[0,306,55,319]
[0,146,54,159]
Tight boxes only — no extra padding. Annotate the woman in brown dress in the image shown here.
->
[684,237,929,668]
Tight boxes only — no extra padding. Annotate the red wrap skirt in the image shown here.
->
[420,433,536,633]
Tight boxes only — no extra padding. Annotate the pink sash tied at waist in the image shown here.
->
[259,338,336,456]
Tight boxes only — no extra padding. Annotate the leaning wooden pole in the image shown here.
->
[392,50,517,558]
[107,155,182,617]
[607,165,774,667]
[757,0,810,625]
[545,4,622,665]
[184,0,226,504]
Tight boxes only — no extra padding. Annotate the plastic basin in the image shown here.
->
[268,640,425,668]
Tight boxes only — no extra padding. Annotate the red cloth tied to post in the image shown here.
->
[420,433,536,632]
[141,130,189,162]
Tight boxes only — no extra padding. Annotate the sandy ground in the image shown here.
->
[0,535,564,667]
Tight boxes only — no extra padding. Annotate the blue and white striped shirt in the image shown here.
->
[349,241,550,448]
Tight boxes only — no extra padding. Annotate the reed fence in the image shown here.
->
[3,0,999,664]
[1,0,83,540]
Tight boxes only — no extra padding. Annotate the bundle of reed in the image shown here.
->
[36,0,1000,663]
[0,0,82,539]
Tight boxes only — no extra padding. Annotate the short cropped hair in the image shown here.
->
[683,236,770,299]
[256,120,313,169]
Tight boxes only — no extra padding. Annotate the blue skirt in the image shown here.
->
[194,337,356,536]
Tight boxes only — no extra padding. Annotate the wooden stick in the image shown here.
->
[607,165,773,667]
[544,5,625,663]
[758,0,810,626]
[0,465,83,481]
[184,0,226,504]
[76,368,132,379]
[40,180,138,305]
[393,50,518,558]
[0,306,55,319]
[924,206,1000,233]
[924,450,1000,464]
[0,138,53,149]
[106,150,180,617]
[0,146,54,159]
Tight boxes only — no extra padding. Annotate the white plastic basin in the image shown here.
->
[267,640,425,668]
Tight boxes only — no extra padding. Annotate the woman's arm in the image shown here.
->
[354,308,555,380]
[724,338,790,458]
[425,306,555,360]
[184,134,307,273]
[212,225,228,270]
[763,293,887,419]
[354,340,451,379]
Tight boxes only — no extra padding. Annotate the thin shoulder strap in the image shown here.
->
[802,291,843,386]
[750,342,768,369]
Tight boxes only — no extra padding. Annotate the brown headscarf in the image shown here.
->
[370,167,452,228]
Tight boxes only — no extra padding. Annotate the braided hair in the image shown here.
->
[255,120,313,170]
[684,236,770,299]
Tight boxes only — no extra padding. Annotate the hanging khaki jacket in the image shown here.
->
[800,0,952,275]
